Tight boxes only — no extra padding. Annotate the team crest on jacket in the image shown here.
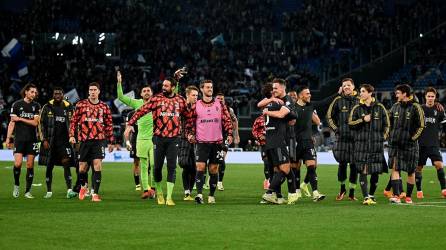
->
[374,111,380,119]
[406,111,411,119]
[341,106,348,112]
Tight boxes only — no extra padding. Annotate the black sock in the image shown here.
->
[90,167,95,189]
[359,174,368,198]
[218,162,226,182]
[437,168,446,190]
[13,167,21,186]
[195,170,205,195]
[182,169,189,191]
[349,164,358,184]
[415,171,422,191]
[407,183,414,198]
[269,171,285,193]
[79,172,87,186]
[307,167,317,191]
[304,171,310,184]
[369,173,379,196]
[348,165,357,197]
[134,174,140,186]
[385,178,392,191]
[189,168,196,193]
[263,162,269,180]
[25,168,34,193]
[45,164,54,192]
[93,171,101,194]
[286,170,296,194]
[338,162,347,190]
[292,168,300,189]
[63,166,72,189]
[209,173,218,196]
[391,179,400,196]
[399,178,404,193]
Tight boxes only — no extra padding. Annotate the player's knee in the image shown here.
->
[26,161,34,169]
[434,161,443,170]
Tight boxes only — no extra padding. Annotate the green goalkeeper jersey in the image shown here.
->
[117,83,153,140]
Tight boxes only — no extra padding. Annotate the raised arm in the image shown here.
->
[117,71,140,109]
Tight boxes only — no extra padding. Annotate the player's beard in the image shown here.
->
[163,89,172,97]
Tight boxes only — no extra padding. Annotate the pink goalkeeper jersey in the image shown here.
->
[195,100,223,143]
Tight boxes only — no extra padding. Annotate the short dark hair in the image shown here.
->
[262,82,273,98]
[341,78,354,86]
[272,78,287,87]
[424,86,437,96]
[20,83,37,98]
[216,92,224,97]
[185,85,199,95]
[200,79,213,89]
[395,84,412,97]
[53,86,64,93]
[165,77,178,88]
[89,82,100,89]
[360,84,374,93]
[296,85,309,95]
[140,85,152,92]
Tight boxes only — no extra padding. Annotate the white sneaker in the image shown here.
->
[85,189,93,198]
[13,185,19,198]
[43,192,53,199]
[312,190,326,202]
[296,189,302,198]
[287,193,299,204]
[208,196,216,204]
[277,197,287,205]
[217,182,224,191]
[24,192,35,199]
[262,193,278,204]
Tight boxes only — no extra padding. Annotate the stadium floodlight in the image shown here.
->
[419,33,423,38]
[106,53,112,57]
[52,33,60,40]
[72,36,84,45]
[99,33,105,41]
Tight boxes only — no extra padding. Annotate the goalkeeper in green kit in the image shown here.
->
[117,71,155,199]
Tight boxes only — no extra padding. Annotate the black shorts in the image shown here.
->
[129,141,137,158]
[296,140,317,162]
[288,138,297,162]
[78,140,106,162]
[51,142,73,165]
[195,143,225,165]
[418,146,443,166]
[264,146,290,167]
[14,141,39,156]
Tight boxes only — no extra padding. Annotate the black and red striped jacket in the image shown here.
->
[69,99,114,143]
[252,115,266,145]
[127,93,188,138]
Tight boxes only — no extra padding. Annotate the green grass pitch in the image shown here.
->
[0,161,445,249]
